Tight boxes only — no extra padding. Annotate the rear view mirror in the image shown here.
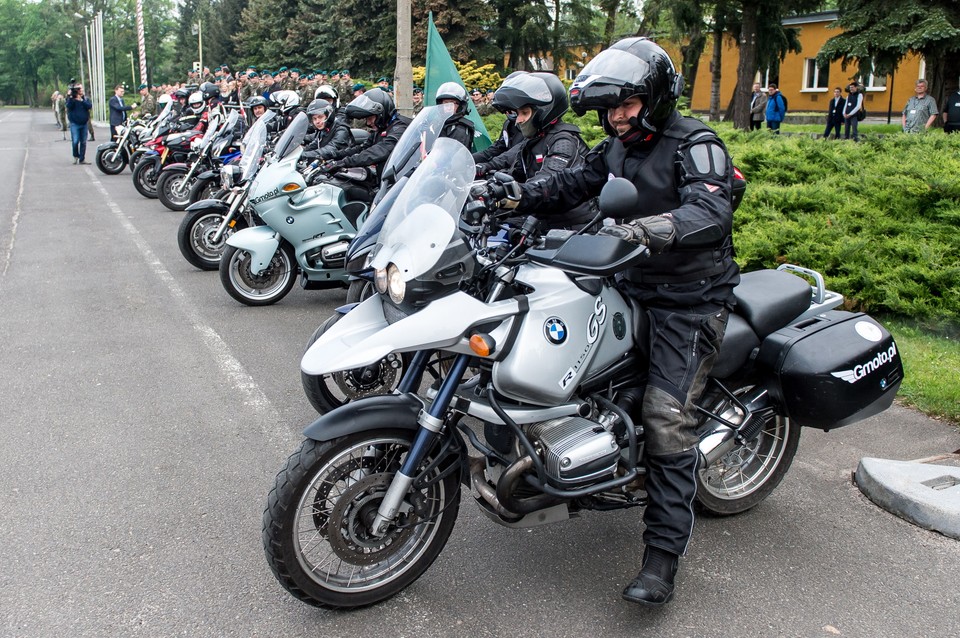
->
[598,177,638,219]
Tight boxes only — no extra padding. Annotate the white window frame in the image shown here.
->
[861,59,888,92]
[801,57,829,92]
[565,68,577,81]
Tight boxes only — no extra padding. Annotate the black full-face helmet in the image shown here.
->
[199,81,220,102]
[306,98,334,121]
[344,88,395,129]
[569,37,684,135]
[492,71,568,138]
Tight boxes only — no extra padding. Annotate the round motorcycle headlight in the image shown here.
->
[387,264,405,304]
[374,268,388,294]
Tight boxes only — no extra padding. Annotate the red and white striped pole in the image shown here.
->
[136,0,147,85]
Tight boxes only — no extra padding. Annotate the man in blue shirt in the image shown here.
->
[66,85,93,164]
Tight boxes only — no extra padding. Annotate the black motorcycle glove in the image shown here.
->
[486,172,522,210]
[597,216,676,253]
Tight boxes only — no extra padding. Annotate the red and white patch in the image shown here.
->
[535,154,544,164]
[704,183,720,193]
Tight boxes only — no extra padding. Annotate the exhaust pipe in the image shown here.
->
[697,387,772,466]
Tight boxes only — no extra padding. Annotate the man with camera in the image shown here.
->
[66,84,93,164]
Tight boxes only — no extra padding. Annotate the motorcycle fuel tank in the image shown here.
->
[492,265,633,405]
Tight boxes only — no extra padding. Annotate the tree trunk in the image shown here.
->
[603,0,621,48]
[681,31,706,105]
[709,28,723,121]
[732,1,760,130]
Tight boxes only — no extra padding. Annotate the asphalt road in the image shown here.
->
[1,108,958,638]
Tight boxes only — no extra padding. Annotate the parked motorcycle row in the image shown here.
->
[96,103,905,610]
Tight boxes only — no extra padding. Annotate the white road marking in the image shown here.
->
[86,168,279,420]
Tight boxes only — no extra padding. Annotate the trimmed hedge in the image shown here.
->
[480,114,960,327]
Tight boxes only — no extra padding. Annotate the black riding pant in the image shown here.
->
[637,304,728,556]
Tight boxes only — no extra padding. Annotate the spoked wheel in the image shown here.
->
[301,314,409,414]
[95,146,126,175]
[156,170,194,211]
[128,150,146,172]
[695,385,801,515]
[219,243,297,306]
[132,159,161,199]
[263,431,461,608]
[177,209,247,271]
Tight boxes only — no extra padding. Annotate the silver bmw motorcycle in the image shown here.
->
[263,138,904,609]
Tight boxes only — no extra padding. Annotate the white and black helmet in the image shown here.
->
[188,91,204,110]
[435,81,469,117]
[270,90,301,113]
[306,98,334,121]
[313,84,339,109]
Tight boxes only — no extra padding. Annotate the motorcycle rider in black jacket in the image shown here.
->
[490,37,739,607]
[320,88,411,202]
[483,71,594,229]
[302,99,354,162]
[433,82,475,150]
[473,110,523,175]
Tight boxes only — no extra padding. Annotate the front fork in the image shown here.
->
[211,189,245,243]
[370,352,472,536]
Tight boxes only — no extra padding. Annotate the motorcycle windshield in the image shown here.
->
[197,111,223,150]
[381,104,459,183]
[239,110,275,182]
[211,111,240,155]
[371,137,474,282]
[274,112,308,160]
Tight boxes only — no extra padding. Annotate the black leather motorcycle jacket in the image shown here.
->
[487,122,595,228]
[472,117,523,164]
[302,118,354,162]
[516,111,739,306]
[333,112,411,178]
[440,114,475,151]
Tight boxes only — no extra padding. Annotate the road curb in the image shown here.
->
[855,455,960,540]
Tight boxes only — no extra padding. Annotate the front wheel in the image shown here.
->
[695,385,801,516]
[95,145,126,175]
[219,242,297,306]
[156,169,194,211]
[345,278,375,304]
[132,159,160,199]
[301,314,408,414]
[263,431,461,608]
[188,176,220,205]
[178,208,248,271]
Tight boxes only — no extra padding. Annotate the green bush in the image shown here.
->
[480,113,960,326]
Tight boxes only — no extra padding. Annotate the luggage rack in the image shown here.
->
[777,264,845,321]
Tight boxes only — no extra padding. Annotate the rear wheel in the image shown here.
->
[132,159,161,199]
[695,385,801,515]
[95,145,126,174]
[301,314,408,414]
[177,208,247,271]
[156,169,194,211]
[219,242,297,306]
[263,431,461,608]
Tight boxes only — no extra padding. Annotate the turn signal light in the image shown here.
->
[282,182,301,192]
[469,333,496,357]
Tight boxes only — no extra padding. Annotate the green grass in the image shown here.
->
[883,317,960,425]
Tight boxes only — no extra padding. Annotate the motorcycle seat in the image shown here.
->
[711,313,760,379]
[733,270,811,339]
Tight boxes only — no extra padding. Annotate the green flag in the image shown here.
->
[424,12,491,152]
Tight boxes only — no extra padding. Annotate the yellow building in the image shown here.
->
[682,11,926,117]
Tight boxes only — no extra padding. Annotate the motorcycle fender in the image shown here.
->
[226,225,280,275]
[161,162,188,173]
[302,393,425,442]
[301,292,520,376]
[96,142,118,153]
[197,169,218,181]
[184,198,229,214]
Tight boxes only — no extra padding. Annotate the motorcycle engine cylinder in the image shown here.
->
[526,416,619,485]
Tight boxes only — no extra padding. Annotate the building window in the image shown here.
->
[565,68,577,81]
[802,58,829,91]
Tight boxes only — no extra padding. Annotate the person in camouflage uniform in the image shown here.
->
[337,70,354,107]
[412,87,424,116]
[470,89,493,116]
[137,83,156,118]
[299,74,316,107]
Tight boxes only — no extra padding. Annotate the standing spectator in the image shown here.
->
[842,82,863,141]
[52,91,65,130]
[108,84,134,140]
[765,83,785,134]
[902,79,938,133]
[823,87,845,140]
[137,83,156,118]
[66,84,93,164]
[749,83,767,131]
[942,83,960,134]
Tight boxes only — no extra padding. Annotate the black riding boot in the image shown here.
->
[622,545,679,607]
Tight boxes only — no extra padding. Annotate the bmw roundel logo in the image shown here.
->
[544,317,567,344]
[285,216,295,225]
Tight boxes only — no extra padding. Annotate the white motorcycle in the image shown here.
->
[263,138,904,609]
